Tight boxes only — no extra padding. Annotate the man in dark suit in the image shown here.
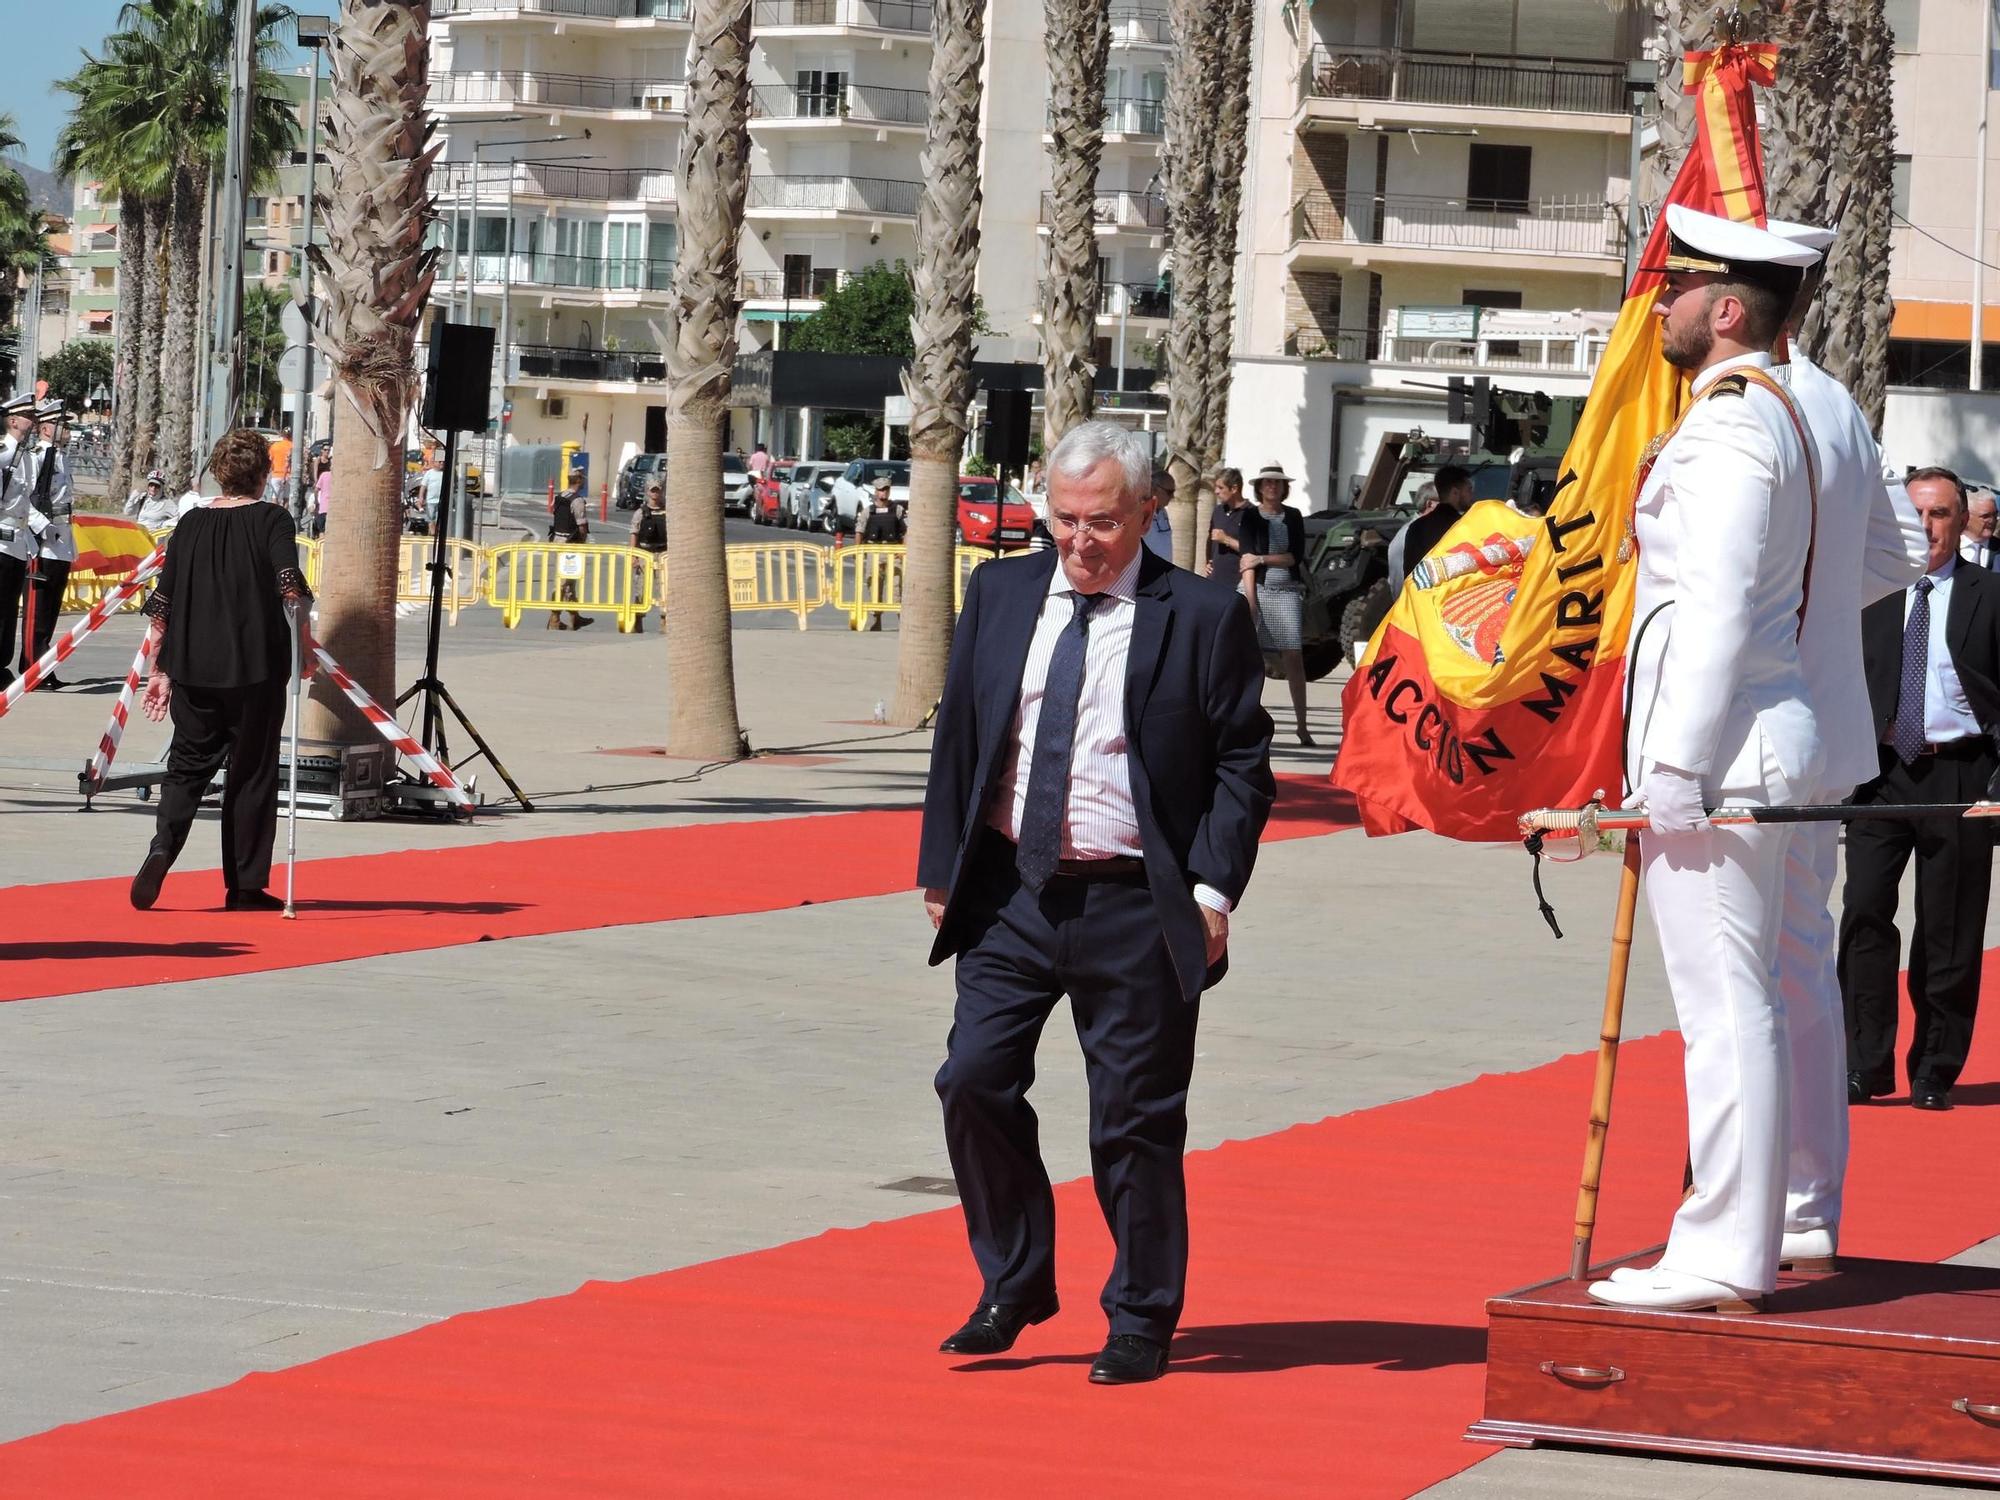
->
[918,419,1274,1385]
[1388,463,1473,583]
[1841,466,2000,1112]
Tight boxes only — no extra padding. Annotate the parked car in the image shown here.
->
[618,452,666,510]
[753,460,796,524]
[785,462,840,529]
[721,452,756,516]
[954,477,1038,550]
[828,458,910,532]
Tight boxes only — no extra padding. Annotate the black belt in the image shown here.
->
[987,829,1145,880]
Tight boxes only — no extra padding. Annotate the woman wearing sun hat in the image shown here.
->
[1244,461,1313,746]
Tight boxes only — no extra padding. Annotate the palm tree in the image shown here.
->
[891,0,988,726]
[1646,1,1704,217]
[0,116,48,392]
[1039,0,1109,449]
[1821,0,1896,427]
[1198,0,1254,489]
[301,0,437,744]
[661,0,751,761]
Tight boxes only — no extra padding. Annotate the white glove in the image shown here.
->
[1637,764,1709,836]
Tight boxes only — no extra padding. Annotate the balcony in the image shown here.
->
[436,0,691,21]
[1286,307,1612,375]
[749,83,928,129]
[435,70,686,115]
[433,161,676,203]
[511,342,666,385]
[442,249,677,296]
[1289,191,1622,272]
[1300,44,1630,119]
[1035,279,1172,321]
[740,269,847,301]
[745,174,922,219]
[1107,4,1170,46]
[1102,95,1163,136]
[1038,188,1168,234]
[750,0,933,35]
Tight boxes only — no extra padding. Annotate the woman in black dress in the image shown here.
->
[131,429,315,912]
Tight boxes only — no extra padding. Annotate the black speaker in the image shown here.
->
[422,321,496,432]
[982,388,1031,470]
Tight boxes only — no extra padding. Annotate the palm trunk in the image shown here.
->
[1198,0,1254,511]
[158,162,203,492]
[1647,2,1707,216]
[111,195,143,500]
[303,0,436,744]
[1039,0,1110,449]
[132,195,167,480]
[662,0,751,761]
[1162,0,1225,570]
[1831,0,1896,427]
[892,0,988,726]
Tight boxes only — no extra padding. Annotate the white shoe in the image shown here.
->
[1604,1261,1658,1285]
[1780,1226,1837,1269]
[1587,1269,1760,1312]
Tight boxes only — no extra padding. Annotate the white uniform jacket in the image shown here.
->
[1779,354,1928,796]
[1626,352,1824,794]
[23,443,77,566]
[0,436,35,564]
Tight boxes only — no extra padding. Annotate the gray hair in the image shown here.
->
[1045,420,1151,504]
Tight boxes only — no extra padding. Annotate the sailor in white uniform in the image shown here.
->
[17,399,77,685]
[1594,206,1828,1312]
[0,391,37,691]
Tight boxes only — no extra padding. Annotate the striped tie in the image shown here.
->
[1016,591,1103,892]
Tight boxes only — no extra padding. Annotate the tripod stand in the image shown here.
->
[394,422,533,811]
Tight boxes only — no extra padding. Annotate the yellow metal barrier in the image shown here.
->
[61,570,150,615]
[485,541,653,633]
[828,543,905,630]
[955,545,994,609]
[654,543,830,630]
[297,537,323,591]
[397,536,484,624]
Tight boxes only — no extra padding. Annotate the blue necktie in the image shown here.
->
[1016,591,1104,892]
[1891,577,1934,766]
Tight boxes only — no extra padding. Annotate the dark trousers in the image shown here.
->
[935,836,1200,1345]
[18,558,71,673]
[0,552,23,686]
[152,678,289,894]
[1839,741,1995,1092]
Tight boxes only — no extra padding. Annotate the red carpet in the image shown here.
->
[1,968,1994,1497]
[0,774,1357,1005]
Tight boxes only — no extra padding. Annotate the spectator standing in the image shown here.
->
[1142,468,1176,559]
[630,482,668,632]
[546,485,596,630]
[312,463,332,538]
[857,474,904,631]
[1204,467,1250,585]
[1385,481,1438,597]
[1962,487,1996,568]
[1022,456,1045,496]
[1244,463,1313,747]
[1390,465,1474,587]
[748,441,772,481]
[1840,467,2000,1112]
[128,469,178,531]
[130,429,315,914]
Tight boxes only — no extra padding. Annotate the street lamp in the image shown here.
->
[1622,58,1658,288]
[292,13,332,506]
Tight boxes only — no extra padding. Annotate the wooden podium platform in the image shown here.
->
[1470,1252,2000,1483]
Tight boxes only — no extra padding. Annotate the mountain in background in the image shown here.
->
[3,158,71,217]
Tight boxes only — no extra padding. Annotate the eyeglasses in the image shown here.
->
[1048,513,1131,540]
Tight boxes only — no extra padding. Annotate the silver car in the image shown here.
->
[721,453,756,515]
[785,462,838,529]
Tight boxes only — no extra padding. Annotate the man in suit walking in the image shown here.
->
[918,419,1274,1385]
[1841,466,2000,1112]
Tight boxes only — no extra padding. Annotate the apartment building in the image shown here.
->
[67,179,122,343]
[1226,0,1653,511]
[427,0,1175,485]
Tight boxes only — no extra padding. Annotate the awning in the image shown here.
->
[741,308,816,322]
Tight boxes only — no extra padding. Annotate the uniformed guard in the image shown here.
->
[1592,205,1827,1312]
[0,390,37,692]
[18,397,77,689]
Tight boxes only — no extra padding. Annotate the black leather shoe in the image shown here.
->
[1089,1333,1168,1385]
[131,848,173,911]
[1912,1081,1953,1111]
[1848,1072,1890,1104]
[224,889,285,912]
[938,1294,1059,1354]
[34,675,65,692]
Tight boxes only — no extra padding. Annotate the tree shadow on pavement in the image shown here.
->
[954,1319,1485,1375]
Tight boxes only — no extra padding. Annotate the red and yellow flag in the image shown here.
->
[70,514,157,576]
[1331,43,1780,841]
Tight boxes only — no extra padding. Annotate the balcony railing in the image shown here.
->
[749,83,928,127]
[1038,188,1169,232]
[433,161,676,202]
[443,250,677,293]
[1285,315,1610,374]
[746,174,922,217]
[436,0,691,19]
[512,343,667,384]
[1290,191,1621,260]
[1102,96,1164,135]
[435,71,686,112]
[750,0,933,33]
[1107,5,1170,45]
[1300,44,1629,115]
[740,268,847,300]
[1037,279,1172,319]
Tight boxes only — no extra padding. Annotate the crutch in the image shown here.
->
[283,601,302,919]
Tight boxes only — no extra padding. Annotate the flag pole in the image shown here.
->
[1570,836,1642,1280]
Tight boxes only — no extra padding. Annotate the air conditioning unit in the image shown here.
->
[542,396,568,418]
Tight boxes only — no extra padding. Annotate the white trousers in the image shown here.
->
[1643,812,1798,1294]
[1778,819,1848,1234]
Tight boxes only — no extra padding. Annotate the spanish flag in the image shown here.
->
[69,514,158,577]
[1331,43,1780,842]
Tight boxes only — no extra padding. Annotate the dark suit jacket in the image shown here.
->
[1394,504,1466,579]
[917,548,1276,1001]
[1861,563,2000,743]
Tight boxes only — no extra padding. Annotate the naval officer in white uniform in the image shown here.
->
[0,391,37,692]
[1595,206,1827,1312]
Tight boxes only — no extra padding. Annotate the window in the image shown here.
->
[783,253,814,299]
[648,221,676,289]
[796,69,847,117]
[1467,145,1532,212]
[1892,154,1912,222]
[1883,0,1919,52]
[248,196,268,219]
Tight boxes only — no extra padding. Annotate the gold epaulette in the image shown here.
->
[1709,372,1750,397]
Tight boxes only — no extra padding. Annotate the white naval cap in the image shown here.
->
[1650,204,1822,290]
[1,391,35,417]
[32,397,67,422]
[1763,216,1837,253]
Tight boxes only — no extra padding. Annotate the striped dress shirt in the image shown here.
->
[989,552,1232,914]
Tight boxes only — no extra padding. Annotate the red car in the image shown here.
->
[955,476,1038,549]
[753,460,796,524]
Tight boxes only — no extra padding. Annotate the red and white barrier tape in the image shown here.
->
[0,547,164,722]
[86,636,156,789]
[311,645,473,809]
